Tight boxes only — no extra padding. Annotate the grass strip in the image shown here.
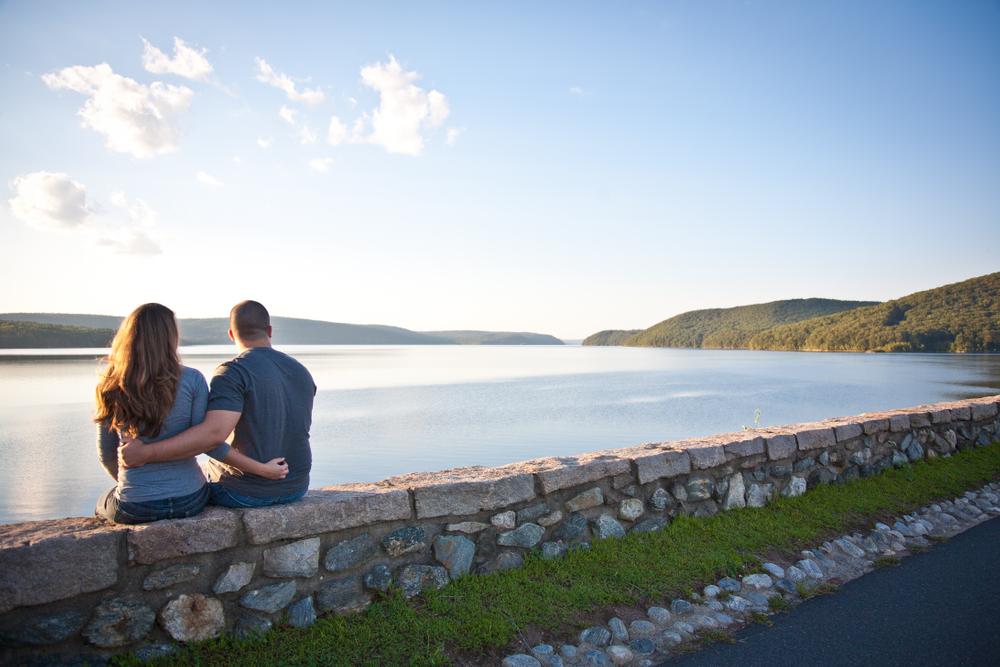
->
[130,442,1000,667]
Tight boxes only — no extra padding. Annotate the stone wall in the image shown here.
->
[2,395,999,663]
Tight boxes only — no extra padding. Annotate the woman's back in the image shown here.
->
[97,366,209,502]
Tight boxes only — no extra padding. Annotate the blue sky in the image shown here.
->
[1,1,998,339]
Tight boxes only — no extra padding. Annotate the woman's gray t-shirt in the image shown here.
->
[96,366,228,502]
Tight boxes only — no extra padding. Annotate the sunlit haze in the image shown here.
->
[2,2,998,339]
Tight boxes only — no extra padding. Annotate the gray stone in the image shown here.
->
[0,519,122,613]
[742,573,773,590]
[671,482,688,502]
[692,500,719,518]
[631,517,667,533]
[400,468,536,518]
[582,649,613,666]
[83,595,155,648]
[649,487,672,511]
[517,503,550,524]
[725,595,751,612]
[492,511,517,530]
[561,644,579,659]
[722,473,746,510]
[906,440,925,462]
[538,510,564,527]
[703,584,721,598]
[498,523,545,548]
[1,610,85,646]
[531,644,555,660]
[233,613,272,639]
[782,476,807,497]
[263,537,320,578]
[747,483,773,508]
[594,514,627,540]
[159,594,225,642]
[127,507,239,563]
[745,591,770,609]
[213,561,255,594]
[398,564,449,599]
[774,577,797,595]
[629,619,657,637]
[670,599,693,614]
[286,596,317,628]
[580,625,612,646]
[889,414,911,431]
[891,451,909,467]
[240,580,297,614]
[796,427,836,450]
[433,535,476,578]
[554,512,587,542]
[381,526,426,557]
[606,645,634,665]
[632,449,691,484]
[542,541,568,560]
[242,486,411,544]
[494,551,525,571]
[796,558,824,579]
[770,463,792,478]
[618,498,644,521]
[608,616,629,641]
[565,487,605,512]
[363,564,392,592]
[316,576,371,613]
[647,606,671,624]
[818,451,830,466]
[446,521,490,534]
[533,453,630,493]
[503,655,542,667]
[142,563,200,591]
[685,476,714,501]
[766,434,797,460]
[629,638,655,655]
[687,442,726,469]
[793,457,816,473]
[324,533,376,572]
[762,562,785,578]
[834,422,864,441]
[718,577,741,593]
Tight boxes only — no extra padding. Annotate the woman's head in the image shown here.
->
[94,303,181,438]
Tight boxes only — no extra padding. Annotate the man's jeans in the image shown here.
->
[208,483,306,508]
[96,484,209,524]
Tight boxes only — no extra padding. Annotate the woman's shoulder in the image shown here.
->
[179,366,207,386]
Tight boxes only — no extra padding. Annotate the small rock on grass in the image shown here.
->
[502,654,541,667]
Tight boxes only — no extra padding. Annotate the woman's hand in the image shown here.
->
[259,458,289,480]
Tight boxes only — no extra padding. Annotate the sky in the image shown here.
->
[1,1,998,340]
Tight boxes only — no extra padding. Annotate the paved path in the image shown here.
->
[667,516,1000,667]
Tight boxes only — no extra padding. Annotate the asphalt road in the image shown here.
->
[667,516,1000,667]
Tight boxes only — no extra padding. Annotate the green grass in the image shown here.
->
[129,442,1000,667]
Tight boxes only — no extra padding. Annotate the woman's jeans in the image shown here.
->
[96,484,209,524]
[208,484,306,508]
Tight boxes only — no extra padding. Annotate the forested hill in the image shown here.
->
[0,320,115,348]
[0,314,564,347]
[749,272,1000,352]
[582,330,643,346]
[587,298,876,349]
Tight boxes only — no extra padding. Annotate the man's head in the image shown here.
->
[229,300,272,348]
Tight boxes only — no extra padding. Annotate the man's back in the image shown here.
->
[206,347,315,497]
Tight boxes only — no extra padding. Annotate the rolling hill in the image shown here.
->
[0,314,564,348]
[581,330,643,346]
[748,272,1000,352]
[0,320,116,349]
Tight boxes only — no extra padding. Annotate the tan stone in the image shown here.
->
[629,447,691,484]
[522,452,631,494]
[719,434,766,460]
[681,440,726,469]
[860,416,890,434]
[928,408,952,424]
[384,466,535,518]
[128,507,241,564]
[243,485,411,545]
[888,414,911,432]
[795,426,836,450]
[0,518,123,613]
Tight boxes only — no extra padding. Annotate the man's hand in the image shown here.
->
[259,458,289,480]
[119,436,153,469]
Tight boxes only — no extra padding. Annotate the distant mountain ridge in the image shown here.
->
[0,313,564,348]
[585,298,876,349]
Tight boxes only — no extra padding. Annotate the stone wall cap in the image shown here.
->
[383,466,536,519]
[127,507,242,564]
[520,451,631,494]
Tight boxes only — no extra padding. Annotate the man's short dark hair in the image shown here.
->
[231,300,271,340]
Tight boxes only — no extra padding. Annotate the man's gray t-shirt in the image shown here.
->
[204,347,315,497]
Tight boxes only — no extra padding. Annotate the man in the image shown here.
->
[119,300,316,508]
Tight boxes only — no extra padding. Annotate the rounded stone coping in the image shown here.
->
[1,394,997,559]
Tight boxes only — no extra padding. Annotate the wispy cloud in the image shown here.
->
[142,37,213,81]
[308,157,334,173]
[256,136,273,149]
[196,171,224,188]
[298,125,317,145]
[569,85,587,97]
[446,127,465,146]
[352,55,449,156]
[43,64,192,158]
[327,116,347,146]
[255,57,325,105]
[278,105,297,125]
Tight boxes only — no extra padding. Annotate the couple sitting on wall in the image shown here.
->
[94,300,315,524]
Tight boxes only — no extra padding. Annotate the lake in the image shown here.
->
[1,345,999,525]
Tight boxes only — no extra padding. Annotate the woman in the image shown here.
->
[94,303,287,524]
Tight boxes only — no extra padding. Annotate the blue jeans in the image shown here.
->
[96,484,209,524]
[208,483,306,508]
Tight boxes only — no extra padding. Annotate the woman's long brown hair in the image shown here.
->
[94,303,181,438]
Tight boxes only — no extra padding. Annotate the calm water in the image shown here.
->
[1,345,999,525]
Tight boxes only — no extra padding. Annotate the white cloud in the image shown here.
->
[355,55,450,156]
[569,85,585,96]
[256,137,273,149]
[42,63,192,158]
[8,171,90,229]
[196,171,224,188]
[255,57,325,105]
[308,157,334,173]
[298,125,317,145]
[327,115,347,146]
[142,37,213,81]
[278,105,297,125]
[347,96,358,107]
[9,172,161,254]
[446,127,465,146]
